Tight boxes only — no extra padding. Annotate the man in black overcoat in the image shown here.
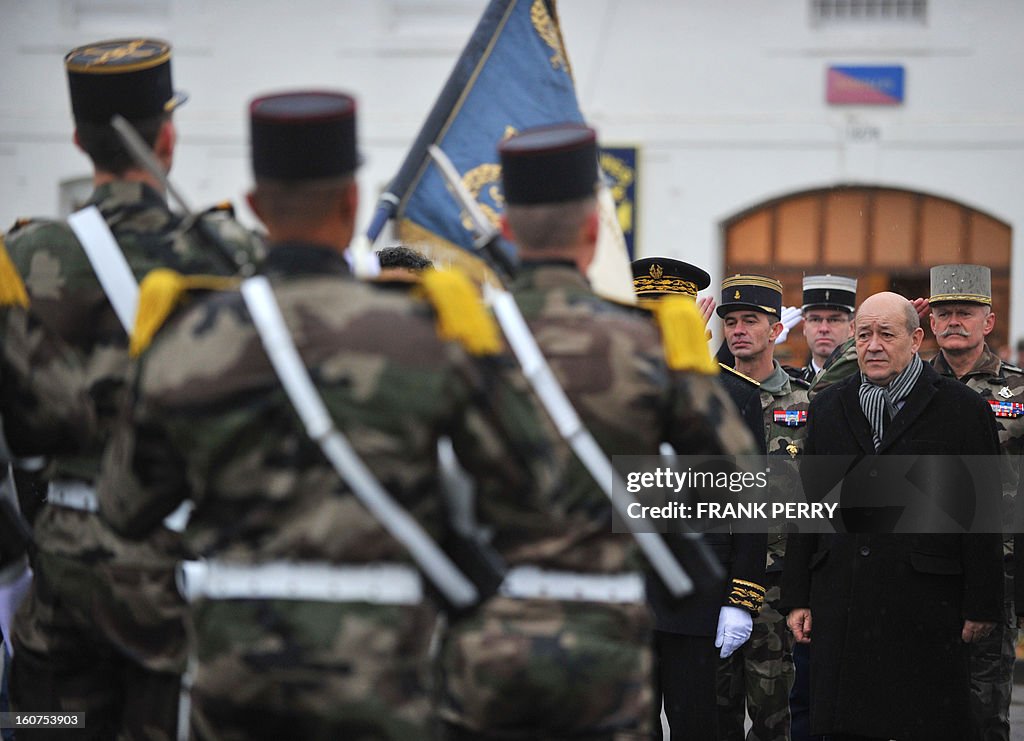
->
[780,291,1004,741]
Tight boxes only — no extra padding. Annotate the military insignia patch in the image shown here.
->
[988,400,1023,419]
[773,409,807,427]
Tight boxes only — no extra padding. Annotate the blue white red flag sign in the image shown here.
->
[827,65,904,105]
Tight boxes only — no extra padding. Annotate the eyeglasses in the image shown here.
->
[804,315,850,326]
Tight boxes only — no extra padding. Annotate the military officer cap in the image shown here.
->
[499,123,599,205]
[65,38,187,123]
[715,274,783,319]
[928,264,991,306]
[631,257,711,300]
[802,274,857,313]
[249,91,360,180]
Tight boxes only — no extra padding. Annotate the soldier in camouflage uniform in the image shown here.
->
[0,248,96,723]
[715,274,809,741]
[438,125,763,740]
[3,40,263,740]
[437,124,762,740]
[98,91,572,740]
[926,264,1023,741]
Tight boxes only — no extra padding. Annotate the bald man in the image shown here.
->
[780,292,1005,741]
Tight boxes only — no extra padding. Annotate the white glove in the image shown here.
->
[715,605,753,658]
[775,306,803,344]
[0,563,33,656]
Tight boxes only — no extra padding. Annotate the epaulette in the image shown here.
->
[416,268,502,357]
[130,269,239,357]
[789,376,812,390]
[1000,362,1023,375]
[0,235,29,308]
[719,363,760,387]
[649,295,718,374]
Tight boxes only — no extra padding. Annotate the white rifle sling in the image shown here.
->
[239,275,478,610]
[64,205,191,533]
[485,284,694,600]
[67,205,139,334]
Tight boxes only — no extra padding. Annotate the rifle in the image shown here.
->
[110,115,257,277]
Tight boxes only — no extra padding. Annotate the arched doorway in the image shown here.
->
[722,186,1013,365]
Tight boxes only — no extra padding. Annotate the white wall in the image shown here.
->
[2,0,1022,338]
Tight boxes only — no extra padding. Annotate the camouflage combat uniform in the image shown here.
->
[718,360,809,741]
[932,345,1024,741]
[808,337,857,400]
[438,262,761,740]
[3,181,262,740]
[99,245,569,740]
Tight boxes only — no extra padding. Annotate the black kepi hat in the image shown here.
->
[716,274,783,318]
[802,274,857,313]
[65,38,187,123]
[250,91,360,181]
[499,123,599,205]
[631,257,711,300]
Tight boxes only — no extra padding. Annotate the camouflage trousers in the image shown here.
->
[438,595,654,740]
[968,578,1017,741]
[10,549,185,741]
[717,583,794,741]
[189,598,437,741]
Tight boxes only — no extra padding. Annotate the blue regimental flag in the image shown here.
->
[367,0,633,298]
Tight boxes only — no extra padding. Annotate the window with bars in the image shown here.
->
[811,0,927,26]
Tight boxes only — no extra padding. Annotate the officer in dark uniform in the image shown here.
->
[631,256,768,739]
[714,275,809,741]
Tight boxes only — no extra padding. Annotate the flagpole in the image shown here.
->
[365,0,516,242]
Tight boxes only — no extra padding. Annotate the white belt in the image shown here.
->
[47,480,99,513]
[499,566,645,604]
[47,480,193,533]
[177,560,424,605]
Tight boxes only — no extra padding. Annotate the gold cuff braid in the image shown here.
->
[727,578,766,615]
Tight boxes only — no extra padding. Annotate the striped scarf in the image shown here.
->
[858,353,923,451]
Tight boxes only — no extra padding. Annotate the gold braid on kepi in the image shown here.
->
[0,236,29,308]
[131,269,238,357]
[727,578,766,615]
[417,268,502,357]
[630,257,710,299]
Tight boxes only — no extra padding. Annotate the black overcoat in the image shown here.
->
[780,362,1004,740]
